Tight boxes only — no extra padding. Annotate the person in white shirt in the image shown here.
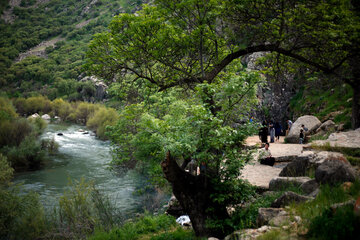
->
[259,142,275,166]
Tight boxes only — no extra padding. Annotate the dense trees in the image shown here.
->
[87,0,360,237]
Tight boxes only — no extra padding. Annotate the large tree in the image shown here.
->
[86,0,360,237]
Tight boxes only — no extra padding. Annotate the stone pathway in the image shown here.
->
[241,136,304,189]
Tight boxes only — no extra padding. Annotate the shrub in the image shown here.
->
[0,97,18,120]
[0,154,13,185]
[23,96,52,115]
[51,98,73,120]
[4,135,45,171]
[50,178,121,239]
[41,138,59,155]
[74,102,99,124]
[28,116,47,135]
[307,205,360,240]
[0,187,46,240]
[87,107,118,139]
[0,118,33,147]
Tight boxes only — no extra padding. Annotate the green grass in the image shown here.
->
[289,84,352,128]
[310,142,360,157]
[88,214,190,240]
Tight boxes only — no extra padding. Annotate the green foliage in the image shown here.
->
[0,153,13,185]
[0,97,18,120]
[87,106,118,139]
[0,187,46,240]
[307,205,360,240]
[289,84,353,128]
[150,228,198,240]
[89,214,177,240]
[51,178,121,239]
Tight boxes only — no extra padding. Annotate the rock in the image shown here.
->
[311,128,360,149]
[165,195,185,217]
[269,215,291,227]
[176,215,191,226]
[315,160,357,185]
[57,133,63,136]
[336,123,345,131]
[78,129,85,132]
[224,226,276,240]
[29,113,40,118]
[324,110,343,121]
[330,199,355,212]
[269,177,312,191]
[270,191,313,208]
[285,115,321,143]
[279,156,310,177]
[257,208,287,226]
[308,188,320,198]
[41,114,51,120]
[309,151,348,168]
[319,120,335,131]
[208,238,220,240]
[83,131,89,134]
[300,179,319,194]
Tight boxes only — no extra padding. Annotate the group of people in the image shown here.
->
[258,120,283,144]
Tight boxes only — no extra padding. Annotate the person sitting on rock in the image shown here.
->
[259,142,275,166]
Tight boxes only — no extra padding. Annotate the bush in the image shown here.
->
[87,107,118,139]
[51,98,73,120]
[307,205,360,240]
[74,102,99,124]
[23,96,52,115]
[0,153,13,185]
[4,135,46,170]
[0,118,33,147]
[49,178,121,239]
[0,187,46,240]
[0,97,18,120]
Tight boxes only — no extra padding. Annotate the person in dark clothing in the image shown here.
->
[259,121,268,144]
[269,121,275,143]
[274,122,282,141]
[299,129,305,144]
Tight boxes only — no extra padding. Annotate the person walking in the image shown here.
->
[286,120,293,136]
[259,121,268,145]
[275,122,282,141]
[269,121,275,143]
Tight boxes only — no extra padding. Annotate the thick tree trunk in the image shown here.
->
[161,151,229,238]
[352,83,360,129]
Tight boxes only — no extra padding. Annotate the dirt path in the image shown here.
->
[241,136,304,189]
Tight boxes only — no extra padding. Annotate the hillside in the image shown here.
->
[0,0,143,101]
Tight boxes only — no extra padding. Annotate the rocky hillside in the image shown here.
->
[0,0,144,101]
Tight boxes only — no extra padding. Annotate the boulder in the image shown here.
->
[257,208,287,226]
[309,151,348,168]
[165,195,186,217]
[270,191,313,208]
[224,226,275,240]
[279,156,310,177]
[308,188,320,198]
[285,115,321,143]
[300,179,319,194]
[269,177,311,191]
[315,160,357,185]
[29,113,40,118]
[175,215,191,226]
[41,114,51,120]
[57,133,63,136]
[311,128,360,149]
[319,120,335,131]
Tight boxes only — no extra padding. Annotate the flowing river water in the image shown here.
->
[14,123,167,216]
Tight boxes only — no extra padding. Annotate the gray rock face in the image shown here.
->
[270,191,313,208]
[311,128,360,149]
[315,160,357,185]
[279,156,310,177]
[319,120,336,131]
[309,151,347,168]
[269,177,311,191]
[285,115,321,143]
[257,208,287,226]
[300,179,319,195]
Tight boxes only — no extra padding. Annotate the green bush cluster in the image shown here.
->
[0,97,53,171]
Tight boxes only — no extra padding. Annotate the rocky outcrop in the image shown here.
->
[257,208,287,226]
[79,75,108,101]
[165,195,186,217]
[41,114,51,120]
[300,179,319,195]
[285,115,321,143]
[315,160,357,185]
[318,120,336,132]
[224,225,277,240]
[270,191,313,208]
[309,151,348,168]
[269,177,311,191]
[311,128,360,149]
[279,156,310,177]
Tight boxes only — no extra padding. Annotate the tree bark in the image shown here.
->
[161,151,229,238]
[351,83,360,129]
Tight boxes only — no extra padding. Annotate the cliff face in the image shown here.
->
[243,52,302,125]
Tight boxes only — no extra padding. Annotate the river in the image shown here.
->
[14,123,167,216]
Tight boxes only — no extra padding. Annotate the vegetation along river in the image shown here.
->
[14,123,165,216]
